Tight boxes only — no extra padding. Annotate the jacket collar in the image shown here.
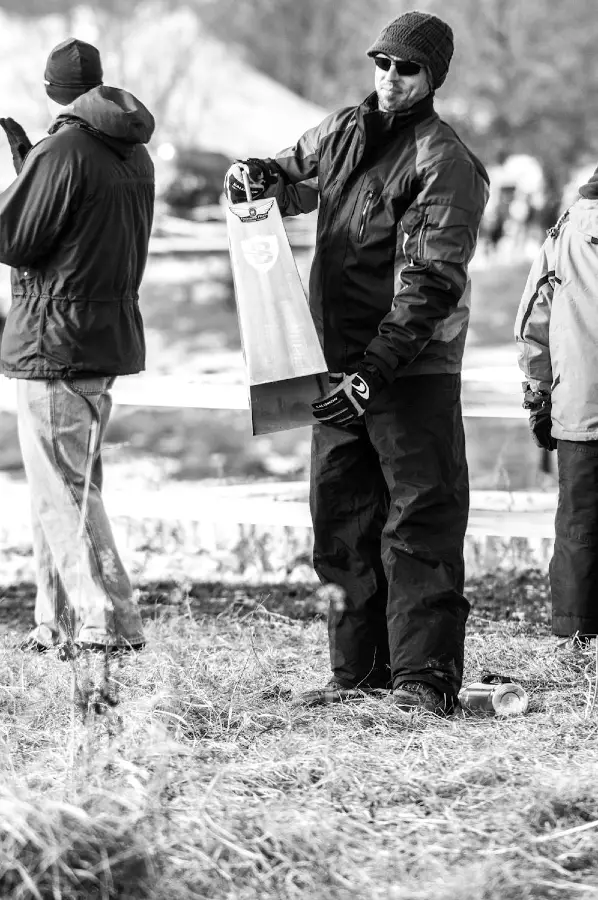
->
[359,91,435,131]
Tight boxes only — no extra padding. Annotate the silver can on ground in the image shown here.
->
[459,677,529,716]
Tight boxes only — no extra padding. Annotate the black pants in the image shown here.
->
[310,374,470,703]
[551,439,598,636]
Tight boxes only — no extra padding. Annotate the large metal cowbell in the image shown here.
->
[226,190,328,435]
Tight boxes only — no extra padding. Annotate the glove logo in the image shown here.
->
[241,235,279,272]
[352,376,370,400]
[230,200,275,223]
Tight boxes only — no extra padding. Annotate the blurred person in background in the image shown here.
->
[516,166,598,652]
[0,38,155,654]
[225,11,489,714]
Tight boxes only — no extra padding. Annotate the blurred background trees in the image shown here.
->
[196,0,598,197]
[0,0,595,208]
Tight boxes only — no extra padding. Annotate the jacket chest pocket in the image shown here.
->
[356,190,377,242]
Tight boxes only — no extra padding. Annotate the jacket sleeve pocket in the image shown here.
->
[413,202,478,266]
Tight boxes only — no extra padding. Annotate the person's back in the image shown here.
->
[0,37,155,655]
[0,83,154,377]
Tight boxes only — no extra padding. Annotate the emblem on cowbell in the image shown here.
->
[230,199,275,223]
[241,235,279,272]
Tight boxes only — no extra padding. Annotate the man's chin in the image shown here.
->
[377,92,409,113]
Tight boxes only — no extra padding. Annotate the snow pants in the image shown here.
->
[551,439,598,636]
[310,374,470,703]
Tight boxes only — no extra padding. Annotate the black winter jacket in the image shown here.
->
[266,93,489,381]
[0,85,155,379]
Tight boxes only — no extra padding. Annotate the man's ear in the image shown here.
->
[425,68,434,94]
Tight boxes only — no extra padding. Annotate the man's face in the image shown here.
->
[374,55,431,112]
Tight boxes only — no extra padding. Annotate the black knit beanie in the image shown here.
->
[44,38,103,106]
[367,11,454,89]
[579,166,598,200]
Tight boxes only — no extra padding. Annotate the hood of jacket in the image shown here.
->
[569,198,598,242]
[49,85,155,158]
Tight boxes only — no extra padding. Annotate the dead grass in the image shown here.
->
[1,590,598,899]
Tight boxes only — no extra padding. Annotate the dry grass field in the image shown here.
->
[1,571,598,900]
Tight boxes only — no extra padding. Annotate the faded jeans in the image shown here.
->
[17,378,145,648]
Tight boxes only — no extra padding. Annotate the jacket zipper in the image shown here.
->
[322,126,368,368]
[357,190,375,242]
[417,215,429,258]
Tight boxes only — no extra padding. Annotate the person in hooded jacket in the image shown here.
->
[224,12,489,714]
[0,38,155,654]
[515,167,598,651]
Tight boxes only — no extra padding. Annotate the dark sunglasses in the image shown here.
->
[374,57,422,76]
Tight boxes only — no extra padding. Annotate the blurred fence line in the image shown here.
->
[0,370,527,418]
[0,369,555,546]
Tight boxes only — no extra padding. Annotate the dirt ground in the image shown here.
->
[0,567,551,634]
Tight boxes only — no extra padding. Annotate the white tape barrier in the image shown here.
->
[0,375,248,414]
[0,373,528,418]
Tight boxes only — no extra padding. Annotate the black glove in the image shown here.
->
[312,368,379,427]
[522,383,557,451]
[0,118,32,174]
[224,158,274,204]
[529,406,557,451]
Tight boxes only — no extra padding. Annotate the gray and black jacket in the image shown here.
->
[265,92,489,382]
[0,85,155,379]
[515,199,598,441]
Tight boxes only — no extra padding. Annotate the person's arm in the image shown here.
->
[514,237,556,393]
[514,237,557,450]
[362,155,489,382]
[263,118,327,216]
[0,139,80,268]
[226,110,350,216]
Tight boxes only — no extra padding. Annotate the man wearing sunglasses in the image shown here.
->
[224,11,489,715]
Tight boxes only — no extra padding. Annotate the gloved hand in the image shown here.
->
[224,158,274,204]
[312,369,377,426]
[529,405,557,451]
[0,118,32,174]
[522,383,557,451]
